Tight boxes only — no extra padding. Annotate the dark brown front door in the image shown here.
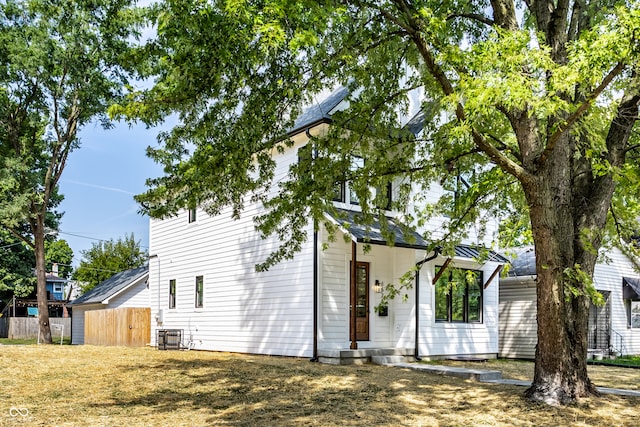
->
[355,262,369,341]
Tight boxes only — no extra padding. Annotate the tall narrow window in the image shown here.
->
[195,275,204,308]
[188,208,197,223]
[348,156,364,205]
[169,279,176,309]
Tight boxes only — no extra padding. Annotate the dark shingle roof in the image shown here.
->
[623,276,640,299]
[327,208,429,250]
[69,265,148,306]
[289,87,350,136]
[327,209,507,262]
[506,247,537,276]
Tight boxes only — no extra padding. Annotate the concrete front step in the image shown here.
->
[317,348,414,365]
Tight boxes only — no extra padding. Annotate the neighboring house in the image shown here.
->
[68,266,150,345]
[45,273,67,301]
[148,88,508,363]
[499,246,640,359]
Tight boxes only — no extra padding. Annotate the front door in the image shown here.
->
[355,262,369,341]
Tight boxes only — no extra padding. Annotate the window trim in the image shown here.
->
[434,266,483,324]
[195,275,204,308]
[169,279,176,309]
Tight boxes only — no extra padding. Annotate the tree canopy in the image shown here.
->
[117,0,640,405]
[74,233,147,294]
[0,0,144,342]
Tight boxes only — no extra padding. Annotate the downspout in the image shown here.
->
[310,224,319,362]
[414,247,441,361]
[306,127,320,362]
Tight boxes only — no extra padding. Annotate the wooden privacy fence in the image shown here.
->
[0,317,71,339]
[84,307,150,347]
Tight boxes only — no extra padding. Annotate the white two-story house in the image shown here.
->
[147,88,507,364]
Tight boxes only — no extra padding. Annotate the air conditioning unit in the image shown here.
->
[157,329,182,350]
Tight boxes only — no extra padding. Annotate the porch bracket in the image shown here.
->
[432,258,452,285]
[484,265,503,289]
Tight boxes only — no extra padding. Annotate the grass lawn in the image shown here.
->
[0,346,639,426]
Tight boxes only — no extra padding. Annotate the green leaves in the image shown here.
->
[73,233,147,294]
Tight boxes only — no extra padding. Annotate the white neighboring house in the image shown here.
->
[68,266,149,345]
[148,88,507,364]
[499,246,640,359]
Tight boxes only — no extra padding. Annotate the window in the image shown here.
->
[195,276,204,308]
[169,279,176,309]
[333,156,363,205]
[375,182,393,210]
[188,208,197,223]
[631,302,640,328]
[435,266,483,323]
[53,283,63,293]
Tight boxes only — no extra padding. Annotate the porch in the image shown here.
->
[317,347,415,365]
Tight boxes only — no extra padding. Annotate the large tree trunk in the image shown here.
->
[521,136,601,404]
[34,215,52,344]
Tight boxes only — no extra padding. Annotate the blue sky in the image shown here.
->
[57,120,164,266]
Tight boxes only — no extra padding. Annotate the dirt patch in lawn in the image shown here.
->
[0,346,638,426]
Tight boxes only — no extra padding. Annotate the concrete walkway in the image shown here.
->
[389,362,640,398]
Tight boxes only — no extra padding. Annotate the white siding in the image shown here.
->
[418,257,501,358]
[149,141,314,357]
[107,277,150,309]
[70,304,101,345]
[318,230,418,350]
[498,247,640,357]
[498,281,537,359]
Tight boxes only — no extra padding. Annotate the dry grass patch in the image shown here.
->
[431,358,640,391]
[0,346,638,426]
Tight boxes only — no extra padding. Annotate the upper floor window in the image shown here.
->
[53,283,63,293]
[195,276,204,308]
[169,279,176,309]
[188,208,197,223]
[435,266,483,323]
[333,156,365,205]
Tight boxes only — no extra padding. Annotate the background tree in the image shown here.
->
[44,239,73,278]
[117,0,640,405]
[0,0,142,343]
[0,228,35,301]
[73,233,147,294]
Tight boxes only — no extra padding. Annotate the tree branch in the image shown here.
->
[446,13,495,27]
[540,61,626,166]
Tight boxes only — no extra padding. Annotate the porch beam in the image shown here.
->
[484,265,504,289]
[350,240,358,349]
[431,258,452,285]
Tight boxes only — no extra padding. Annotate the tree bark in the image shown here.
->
[521,127,601,404]
[34,215,52,344]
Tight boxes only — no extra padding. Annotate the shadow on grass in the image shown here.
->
[97,355,640,426]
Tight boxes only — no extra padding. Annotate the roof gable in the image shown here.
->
[69,265,148,306]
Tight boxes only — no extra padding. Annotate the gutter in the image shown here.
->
[414,247,441,361]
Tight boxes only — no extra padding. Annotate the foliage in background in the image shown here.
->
[0,0,144,342]
[44,239,73,278]
[0,230,73,300]
[73,233,147,294]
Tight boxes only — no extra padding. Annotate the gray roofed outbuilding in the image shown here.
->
[69,265,148,306]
